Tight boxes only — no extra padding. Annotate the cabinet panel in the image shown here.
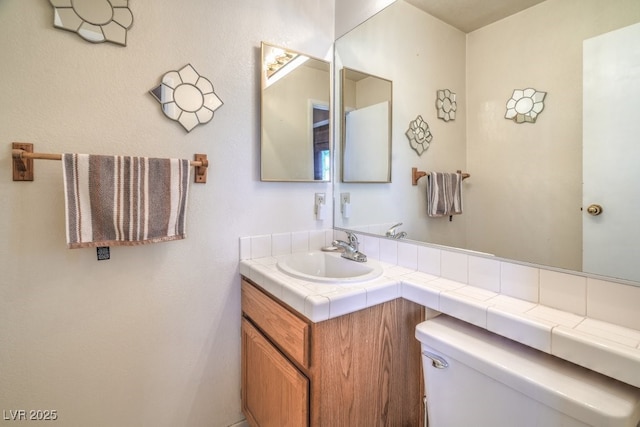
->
[242,279,310,368]
[242,318,309,427]
[310,299,424,426]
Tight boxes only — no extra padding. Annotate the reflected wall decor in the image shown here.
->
[505,88,546,123]
[405,115,432,156]
[49,0,133,46]
[150,64,223,133]
[436,89,457,121]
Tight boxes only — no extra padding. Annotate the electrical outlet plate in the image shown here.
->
[315,193,325,205]
[341,193,350,204]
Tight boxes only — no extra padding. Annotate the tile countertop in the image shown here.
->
[240,256,640,390]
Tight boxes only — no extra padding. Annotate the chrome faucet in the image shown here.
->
[385,222,407,239]
[332,232,367,262]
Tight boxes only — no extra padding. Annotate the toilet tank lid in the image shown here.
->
[416,315,640,427]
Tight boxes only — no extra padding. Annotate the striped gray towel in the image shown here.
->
[62,154,190,249]
[427,171,462,217]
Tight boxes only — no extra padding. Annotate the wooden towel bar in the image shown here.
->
[412,167,470,186]
[11,142,208,183]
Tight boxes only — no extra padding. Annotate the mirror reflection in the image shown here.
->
[261,42,331,182]
[49,0,133,46]
[334,0,640,285]
[341,68,392,182]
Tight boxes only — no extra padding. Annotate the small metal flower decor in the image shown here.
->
[150,64,223,133]
[49,0,133,46]
[406,115,433,156]
[436,89,457,122]
[505,88,546,123]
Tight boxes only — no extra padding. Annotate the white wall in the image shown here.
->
[0,1,333,426]
[335,0,395,37]
[465,0,640,270]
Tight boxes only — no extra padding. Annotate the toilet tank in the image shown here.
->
[415,315,640,427]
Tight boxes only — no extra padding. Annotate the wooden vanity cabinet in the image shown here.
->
[241,278,424,427]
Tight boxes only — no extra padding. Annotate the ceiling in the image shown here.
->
[404,0,547,32]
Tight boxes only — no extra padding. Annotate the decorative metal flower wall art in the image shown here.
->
[406,115,433,156]
[436,89,457,122]
[505,88,546,123]
[150,64,223,133]
[49,0,133,46]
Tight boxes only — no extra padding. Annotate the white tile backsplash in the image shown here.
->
[271,232,292,256]
[397,241,418,270]
[291,231,310,253]
[379,238,398,265]
[441,250,468,283]
[417,245,441,276]
[540,269,586,315]
[309,230,328,250]
[468,256,501,292]
[500,262,539,302]
[587,278,640,331]
[362,234,381,260]
[250,234,272,259]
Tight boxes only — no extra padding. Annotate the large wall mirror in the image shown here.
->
[341,68,392,182]
[334,0,640,285]
[261,42,331,182]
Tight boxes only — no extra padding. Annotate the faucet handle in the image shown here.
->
[386,222,403,236]
[346,231,359,248]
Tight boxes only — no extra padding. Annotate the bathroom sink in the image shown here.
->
[277,251,383,283]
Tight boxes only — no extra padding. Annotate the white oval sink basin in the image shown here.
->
[277,251,383,283]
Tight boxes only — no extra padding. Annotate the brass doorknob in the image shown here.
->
[587,204,603,216]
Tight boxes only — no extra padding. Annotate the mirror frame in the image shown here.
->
[340,67,393,183]
[260,42,332,182]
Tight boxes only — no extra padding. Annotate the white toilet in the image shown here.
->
[415,315,640,427]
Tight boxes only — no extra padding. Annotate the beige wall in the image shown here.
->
[465,0,640,270]
[335,0,468,246]
[0,1,333,426]
[262,65,330,180]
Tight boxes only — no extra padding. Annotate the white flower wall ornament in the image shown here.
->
[436,89,457,122]
[406,115,433,156]
[150,64,223,133]
[505,88,546,123]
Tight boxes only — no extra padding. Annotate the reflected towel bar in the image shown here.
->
[11,142,208,183]
[412,167,470,186]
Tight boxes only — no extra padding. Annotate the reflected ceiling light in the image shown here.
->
[264,49,309,88]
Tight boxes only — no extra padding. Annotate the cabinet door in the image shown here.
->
[242,318,309,427]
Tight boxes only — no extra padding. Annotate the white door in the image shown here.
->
[583,22,640,283]
[343,101,390,182]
